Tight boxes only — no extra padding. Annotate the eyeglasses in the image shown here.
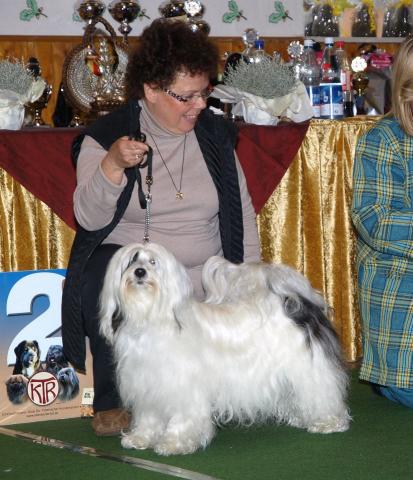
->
[163,87,213,104]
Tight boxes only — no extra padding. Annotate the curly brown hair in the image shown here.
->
[125,19,219,100]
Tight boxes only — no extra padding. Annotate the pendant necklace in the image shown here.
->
[148,132,186,200]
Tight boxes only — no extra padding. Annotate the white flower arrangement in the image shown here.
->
[0,58,46,130]
[223,57,297,99]
[210,57,314,125]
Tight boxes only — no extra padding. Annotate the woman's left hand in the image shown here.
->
[101,136,149,184]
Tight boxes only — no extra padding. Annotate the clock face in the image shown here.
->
[184,0,202,16]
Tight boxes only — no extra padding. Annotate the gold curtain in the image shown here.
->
[0,117,378,361]
[258,117,378,362]
[0,168,74,272]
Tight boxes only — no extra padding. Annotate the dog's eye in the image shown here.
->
[126,252,139,269]
[149,258,156,265]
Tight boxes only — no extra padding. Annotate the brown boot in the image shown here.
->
[91,408,131,436]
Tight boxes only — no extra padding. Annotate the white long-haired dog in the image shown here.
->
[99,243,350,456]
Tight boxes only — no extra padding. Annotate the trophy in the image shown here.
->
[88,36,127,118]
[184,1,210,35]
[159,1,187,19]
[159,1,210,34]
[108,0,141,43]
[76,0,106,24]
[24,57,52,127]
[63,16,129,123]
[241,28,260,63]
[26,83,53,127]
[351,56,369,116]
[353,73,369,115]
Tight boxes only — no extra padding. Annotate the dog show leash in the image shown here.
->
[128,101,153,244]
[132,132,153,244]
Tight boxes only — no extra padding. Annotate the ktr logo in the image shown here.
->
[27,371,58,406]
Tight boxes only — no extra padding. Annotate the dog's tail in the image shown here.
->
[265,264,328,313]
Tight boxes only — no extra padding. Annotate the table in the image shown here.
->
[0,117,378,362]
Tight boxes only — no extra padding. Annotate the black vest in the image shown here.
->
[62,101,244,371]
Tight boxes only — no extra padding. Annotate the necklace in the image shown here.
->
[148,132,186,200]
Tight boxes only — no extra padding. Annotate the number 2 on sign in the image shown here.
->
[6,272,65,366]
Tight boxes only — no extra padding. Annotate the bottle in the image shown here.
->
[320,37,342,119]
[313,41,324,67]
[335,41,352,91]
[251,39,271,64]
[300,39,322,86]
[335,41,353,117]
[321,37,339,83]
[343,89,354,118]
[300,39,322,118]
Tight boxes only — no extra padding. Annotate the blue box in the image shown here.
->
[320,83,343,119]
[306,86,321,118]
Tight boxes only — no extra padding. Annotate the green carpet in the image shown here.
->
[1,371,412,480]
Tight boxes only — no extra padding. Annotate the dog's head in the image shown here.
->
[5,374,28,404]
[57,367,80,401]
[99,242,193,342]
[13,340,41,376]
[45,345,68,374]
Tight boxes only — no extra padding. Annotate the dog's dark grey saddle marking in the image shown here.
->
[283,294,342,364]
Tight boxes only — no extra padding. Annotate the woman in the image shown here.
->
[351,36,413,408]
[62,19,260,435]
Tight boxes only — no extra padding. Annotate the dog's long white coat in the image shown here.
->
[100,243,350,456]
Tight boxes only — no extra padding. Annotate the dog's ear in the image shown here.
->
[33,340,40,355]
[71,368,80,386]
[13,342,26,374]
[14,341,26,358]
[59,346,69,364]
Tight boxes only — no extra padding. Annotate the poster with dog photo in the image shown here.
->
[0,269,94,426]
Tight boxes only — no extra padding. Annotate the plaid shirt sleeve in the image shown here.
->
[351,118,413,260]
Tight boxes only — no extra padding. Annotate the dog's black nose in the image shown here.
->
[135,268,146,279]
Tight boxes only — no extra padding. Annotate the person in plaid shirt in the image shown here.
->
[351,37,413,408]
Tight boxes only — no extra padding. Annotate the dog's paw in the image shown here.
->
[154,436,201,456]
[306,416,350,434]
[121,432,151,450]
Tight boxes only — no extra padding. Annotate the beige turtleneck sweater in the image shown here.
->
[74,101,260,298]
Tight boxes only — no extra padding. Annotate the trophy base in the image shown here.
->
[88,97,126,121]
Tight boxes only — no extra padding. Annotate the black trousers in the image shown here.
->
[81,243,122,413]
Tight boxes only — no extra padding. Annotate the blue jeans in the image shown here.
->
[376,385,413,409]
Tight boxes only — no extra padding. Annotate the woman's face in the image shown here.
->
[144,71,210,134]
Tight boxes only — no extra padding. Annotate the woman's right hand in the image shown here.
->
[101,136,149,185]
